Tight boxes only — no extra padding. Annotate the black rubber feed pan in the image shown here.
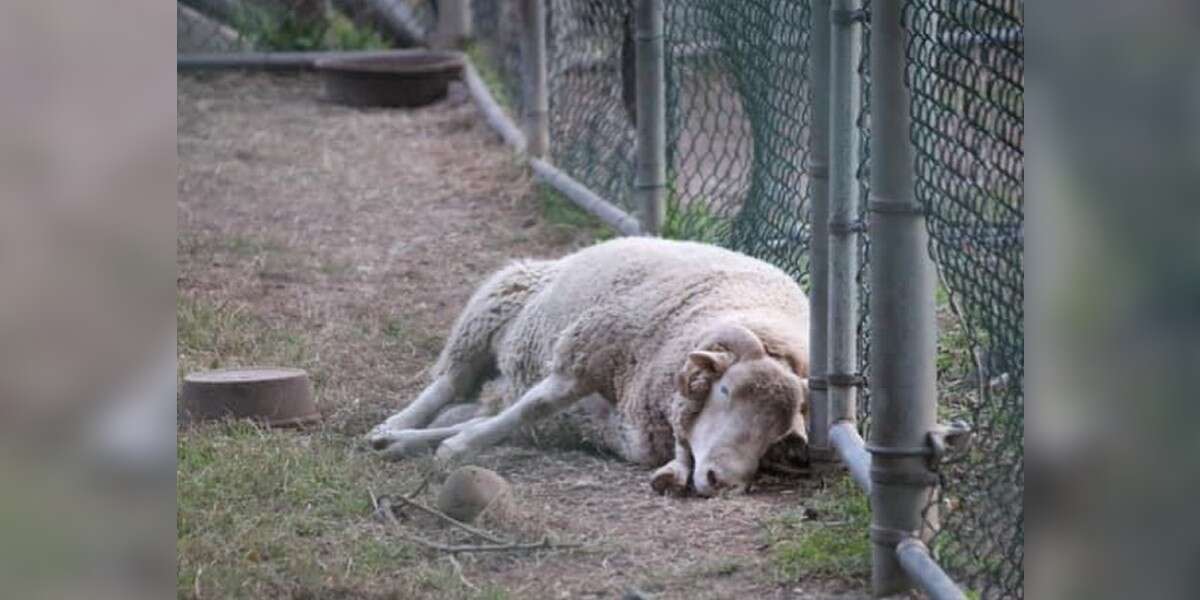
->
[316,51,464,108]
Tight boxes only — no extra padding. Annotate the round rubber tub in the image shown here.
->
[182,367,321,427]
[315,51,464,108]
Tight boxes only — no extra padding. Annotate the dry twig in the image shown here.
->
[399,532,579,554]
[375,496,581,555]
[389,494,508,545]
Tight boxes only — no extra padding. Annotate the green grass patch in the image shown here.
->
[177,423,429,597]
[372,314,444,358]
[222,235,284,257]
[234,5,387,51]
[398,565,512,600]
[319,256,354,276]
[764,477,871,581]
[688,558,746,579]
[538,185,615,242]
[931,531,999,600]
[327,11,388,50]
[177,295,313,379]
[936,283,975,383]
[176,294,485,596]
[382,316,407,340]
[933,278,998,424]
[346,310,441,365]
[662,200,727,244]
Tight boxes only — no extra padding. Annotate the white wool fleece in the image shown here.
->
[430,237,810,466]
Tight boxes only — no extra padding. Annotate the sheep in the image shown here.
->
[368,237,810,496]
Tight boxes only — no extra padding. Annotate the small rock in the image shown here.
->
[436,466,512,524]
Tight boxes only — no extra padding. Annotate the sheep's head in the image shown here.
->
[668,324,808,497]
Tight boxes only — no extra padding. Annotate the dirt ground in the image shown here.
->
[177,72,872,599]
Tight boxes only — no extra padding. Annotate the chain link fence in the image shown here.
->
[470,1,639,212]
[664,1,816,286]
[546,0,639,213]
[906,1,1023,597]
[469,0,525,116]
[855,0,873,430]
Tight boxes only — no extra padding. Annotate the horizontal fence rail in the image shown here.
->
[530,159,643,236]
[463,60,528,151]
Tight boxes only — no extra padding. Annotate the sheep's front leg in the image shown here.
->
[372,417,490,460]
[651,439,694,496]
[368,376,458,448]
[436,373,586,462]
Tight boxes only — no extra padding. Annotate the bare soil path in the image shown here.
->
[177,72,869,599]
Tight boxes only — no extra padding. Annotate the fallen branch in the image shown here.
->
[387,494,508,545]
[375,495,581,555]
[376,495,407,528]
[399,532,581,555]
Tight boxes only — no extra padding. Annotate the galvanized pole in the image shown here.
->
[827,1,863,427]
[867,0,939,597]
[805,0,832,457]
[434,0,472,48]
[520,0,549,158]
[896,539,967,600]
[633,0,666,235]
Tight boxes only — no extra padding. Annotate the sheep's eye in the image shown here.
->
[719,385,729,395]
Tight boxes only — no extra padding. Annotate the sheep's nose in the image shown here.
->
[706,469,726,491]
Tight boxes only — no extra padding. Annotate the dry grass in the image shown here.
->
[177,72,872,599]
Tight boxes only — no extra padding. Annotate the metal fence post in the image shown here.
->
[827,2,862,425]
[633,0,666,235]
[825,0,869,495]
[520,0,549,158]
[806,0,832,456]
[434,0,472,47]
[867,0,939,597]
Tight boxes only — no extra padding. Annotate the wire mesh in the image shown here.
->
[664,0,815,286]
[470,0,526,117]
[855,0,872,430]
[905,1,1024,598]
[176,0,435,54]
[544,0,639,213]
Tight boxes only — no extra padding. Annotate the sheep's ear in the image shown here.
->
[687,350,733,375]
[677,350,732,399]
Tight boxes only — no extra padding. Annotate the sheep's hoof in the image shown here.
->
[435,436,472,464]
[650,462,689,496]
[366,425,394,450]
